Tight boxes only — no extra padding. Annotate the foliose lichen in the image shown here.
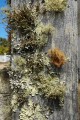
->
[44,0,67,12]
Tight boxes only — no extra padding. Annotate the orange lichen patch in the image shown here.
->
[48,48,66,68]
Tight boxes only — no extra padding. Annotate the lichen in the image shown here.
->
[11,92,19,112]
[35,23,55,47]
[44,0,67,12]
[9,51,65,111]
[33,73,65,105]
[7,5,56,50]
[20,100,47,120]
[7,1,67,118]
[13,56,26,71]
[35,23,55,35]
[7,6,35,36]
[14,22,55,50]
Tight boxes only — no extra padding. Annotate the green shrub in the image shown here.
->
[0,38,10,54]
[0,46,10,55]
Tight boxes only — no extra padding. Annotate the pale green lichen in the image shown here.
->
[45,0,67,12]
[9,51,65,111]
[35,73,65,105]
[35,23,55,35]
[11,92,19,112]
[35,23,55,47]
[14,56,26,69]
[20,100,46,120]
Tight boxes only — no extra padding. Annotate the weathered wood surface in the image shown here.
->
[0,70,11,120]
[78,0,80,80]
[11,0,78,120]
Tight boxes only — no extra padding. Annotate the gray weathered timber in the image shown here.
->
[78,0,80,80]
[11,0,78,120]
[0,70,11,120]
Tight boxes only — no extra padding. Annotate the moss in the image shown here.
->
[44,0,67,12]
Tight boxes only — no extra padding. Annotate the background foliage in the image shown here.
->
[0,37,10,54]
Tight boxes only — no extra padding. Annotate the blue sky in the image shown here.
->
[0,0,8,39]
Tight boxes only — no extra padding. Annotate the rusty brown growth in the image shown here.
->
[48,48,66,68]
